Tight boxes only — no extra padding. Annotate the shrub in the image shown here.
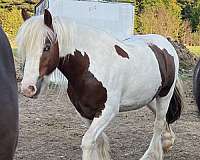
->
[180,20,200,46]
[139,5,181,39]
[0,8,23,46]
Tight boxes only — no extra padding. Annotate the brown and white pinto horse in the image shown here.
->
[17,9,184,160]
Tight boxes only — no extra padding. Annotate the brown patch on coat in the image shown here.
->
[39,10,58,78]
[58,50,107,120]
[149,44,175,97]
[114,45,129,59]
[39,40,59,77]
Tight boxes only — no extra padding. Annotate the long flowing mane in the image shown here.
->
[16,16,55,61]
[16,15,76,59]
[16,15,76,96]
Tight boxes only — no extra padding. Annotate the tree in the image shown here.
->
[134,0,182,39]
[190,1,200,31]
[0,8,23,45]
[139,5,181,39]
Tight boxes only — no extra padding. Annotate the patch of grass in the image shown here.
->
[187,46,200,56]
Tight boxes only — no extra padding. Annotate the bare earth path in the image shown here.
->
[14,73,200,160]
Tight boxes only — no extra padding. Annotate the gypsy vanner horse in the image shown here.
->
[17,9,184,160]
[0,26,18,159]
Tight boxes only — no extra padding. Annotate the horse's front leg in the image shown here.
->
[78,114,111,160]
[81,102,119,160]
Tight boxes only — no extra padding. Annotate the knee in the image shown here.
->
[81,132,96,150]
[154,120,166,132]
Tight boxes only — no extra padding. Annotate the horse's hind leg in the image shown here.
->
[141,89,174,160]
[147,100,156,115]
[147,101,175,153]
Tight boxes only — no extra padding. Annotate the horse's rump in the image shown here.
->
[149,44,175,97]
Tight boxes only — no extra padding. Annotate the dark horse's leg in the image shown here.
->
[193,60,200,112]
[0,27,18,160]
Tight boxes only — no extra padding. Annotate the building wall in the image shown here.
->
[35,0,134,40]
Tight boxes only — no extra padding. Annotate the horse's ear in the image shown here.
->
[21,9,30,21]
[44,9,52,28]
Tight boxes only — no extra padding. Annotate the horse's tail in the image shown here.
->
[166,77,185,124]
[193,60,200,112]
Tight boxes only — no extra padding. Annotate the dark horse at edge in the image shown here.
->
[193,60,200,112]
[0,26,18,159]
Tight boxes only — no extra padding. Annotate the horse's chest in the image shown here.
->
[60,50,107,120]
[67,76,107,120]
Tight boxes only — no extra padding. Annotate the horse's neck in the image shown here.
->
[54,18,77,57]
[56,18,115,58]
[76,25,115,49]
[57,50,90,87]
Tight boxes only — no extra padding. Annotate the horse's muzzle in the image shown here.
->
[21,85,37,98]
[21,77,44,98]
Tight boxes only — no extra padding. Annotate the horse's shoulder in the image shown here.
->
[59,49,107,120]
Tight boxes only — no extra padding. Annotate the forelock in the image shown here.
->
[16,16,57,60]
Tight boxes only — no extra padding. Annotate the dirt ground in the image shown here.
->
[13,68,200,160]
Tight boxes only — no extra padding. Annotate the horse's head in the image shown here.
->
[17,10,59,98]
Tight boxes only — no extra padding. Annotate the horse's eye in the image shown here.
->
[43,43,51,52]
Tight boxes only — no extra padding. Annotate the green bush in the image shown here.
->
[0,8,23,46]
[139,5,181,39]
[0,0,36,46]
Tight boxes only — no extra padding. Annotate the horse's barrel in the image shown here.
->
[0,26,18,160]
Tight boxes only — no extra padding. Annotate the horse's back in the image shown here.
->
[0,27,18,160]
[124,34,179,71]
[119,34,179,107]
[114,37,161,106]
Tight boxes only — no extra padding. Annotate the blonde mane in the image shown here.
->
[16,15,76,97]
[16,15,76,59]
[16,16,55,61]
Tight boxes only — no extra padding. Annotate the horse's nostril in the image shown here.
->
[28,85,36,93]
[21,85,37,98]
